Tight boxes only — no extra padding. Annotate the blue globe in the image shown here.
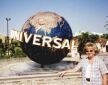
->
[21,12,73,65]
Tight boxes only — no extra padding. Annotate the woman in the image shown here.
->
[58,42,108,85]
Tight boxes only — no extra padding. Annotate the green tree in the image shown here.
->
[10,39,26,57]
[0,39,5,58]
[14,47,26,57]
[101,34,108,40]
[77,32,99,58]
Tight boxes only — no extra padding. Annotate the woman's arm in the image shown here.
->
[58,61,82,77]
[99,58,108,85]
[102,74,107,85]
[58,68,77,77]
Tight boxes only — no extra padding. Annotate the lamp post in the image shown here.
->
[6,18,11,56]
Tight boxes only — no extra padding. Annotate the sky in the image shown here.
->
[0,0,108,36]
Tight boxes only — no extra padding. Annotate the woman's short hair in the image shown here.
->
[84,42,99,55]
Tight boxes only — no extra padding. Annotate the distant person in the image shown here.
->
[58,42,108,85]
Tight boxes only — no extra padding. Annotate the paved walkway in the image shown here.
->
[0,53,108,85]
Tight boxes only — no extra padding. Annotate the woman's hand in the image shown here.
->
[57,71,67,77]
[57,68,77,78]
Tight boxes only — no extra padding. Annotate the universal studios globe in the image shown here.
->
[21,12,73,65]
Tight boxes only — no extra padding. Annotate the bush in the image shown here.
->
[13,47,26,58]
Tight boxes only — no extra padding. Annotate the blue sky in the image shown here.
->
[0,0,108,35]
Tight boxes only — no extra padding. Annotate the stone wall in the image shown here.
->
[0,73,82,85]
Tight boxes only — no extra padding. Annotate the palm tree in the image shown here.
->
[104,16,108,29]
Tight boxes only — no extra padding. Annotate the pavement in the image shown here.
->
[0,53,108,85]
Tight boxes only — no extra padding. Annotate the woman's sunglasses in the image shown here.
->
[86,50,94,52]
